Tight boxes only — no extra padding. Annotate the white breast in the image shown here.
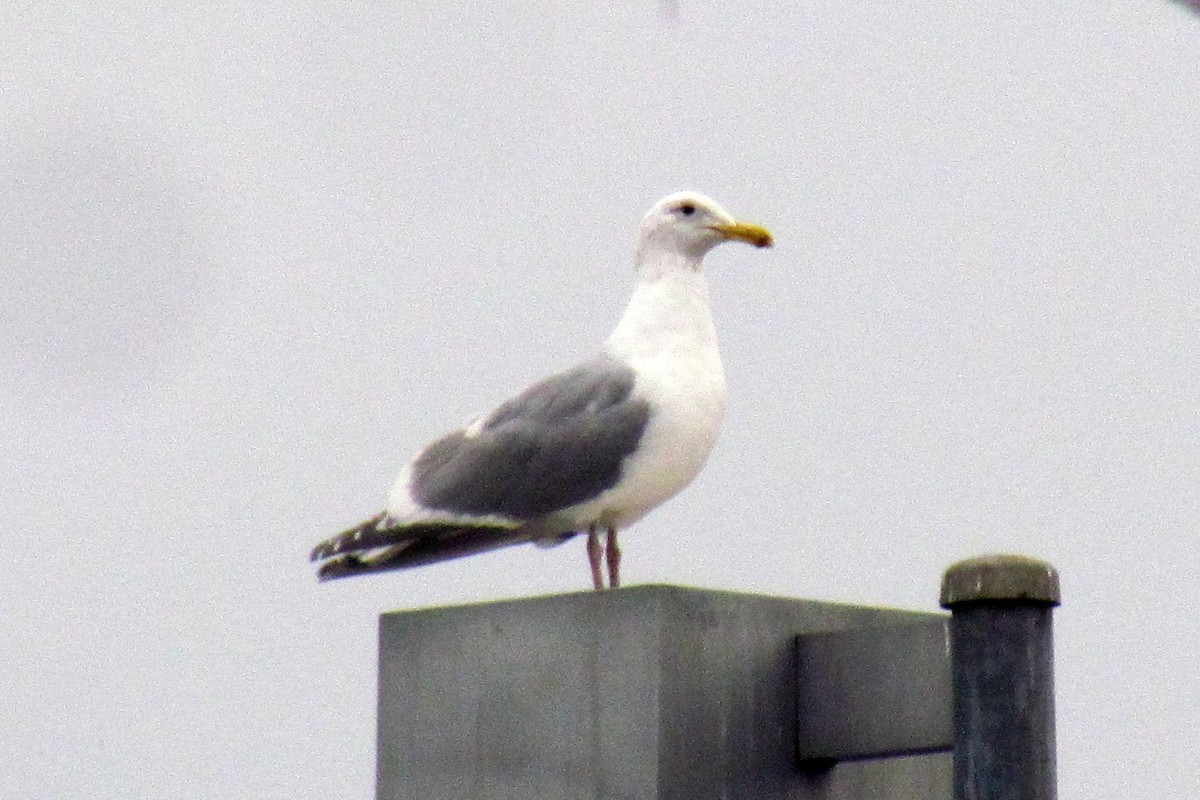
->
[609,351,727,526]
[563,268,728,529]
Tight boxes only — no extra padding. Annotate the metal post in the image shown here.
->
[940,555,1061,800]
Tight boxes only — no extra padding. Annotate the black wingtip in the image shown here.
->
[316,556,361,581]
[310,511,391,563]
[311,522,538,582]
[310,537,346,562]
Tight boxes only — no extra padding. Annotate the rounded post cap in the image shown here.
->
[940,554,1060,608]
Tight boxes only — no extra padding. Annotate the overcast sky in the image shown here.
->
[2,3,1197,799]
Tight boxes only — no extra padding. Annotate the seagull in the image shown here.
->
[311,191,772,590]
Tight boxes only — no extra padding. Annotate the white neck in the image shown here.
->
[604,263,719,362]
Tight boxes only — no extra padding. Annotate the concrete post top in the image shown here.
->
[940,554,1061,608]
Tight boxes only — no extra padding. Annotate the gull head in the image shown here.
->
[636,191,773,269]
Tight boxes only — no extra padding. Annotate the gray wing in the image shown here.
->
[409,355,652,520]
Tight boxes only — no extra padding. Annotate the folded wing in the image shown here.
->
[312,355,652,579]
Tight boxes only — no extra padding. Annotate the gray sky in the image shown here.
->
[2,3,1197,798]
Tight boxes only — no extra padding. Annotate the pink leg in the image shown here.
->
[606,527,621,589]
[586,526,604,591]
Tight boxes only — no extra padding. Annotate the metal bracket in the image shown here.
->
[796,617,952,763]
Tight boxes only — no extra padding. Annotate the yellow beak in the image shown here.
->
[711,221,774,249]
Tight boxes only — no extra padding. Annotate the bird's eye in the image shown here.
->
[679,203,696,216]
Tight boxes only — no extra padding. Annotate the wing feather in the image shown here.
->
[408,356,651,520]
